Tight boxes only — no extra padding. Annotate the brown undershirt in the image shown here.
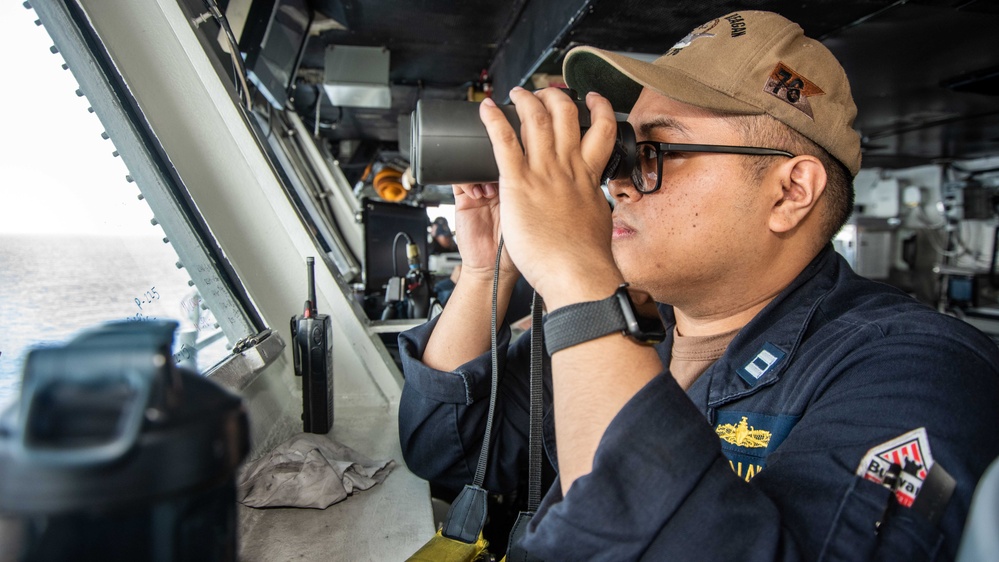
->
[669,326,741,390]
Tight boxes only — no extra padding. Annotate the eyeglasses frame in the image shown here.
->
[631,141,795,194]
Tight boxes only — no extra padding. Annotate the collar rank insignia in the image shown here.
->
[737,342,786,386]
[716,416,772,449]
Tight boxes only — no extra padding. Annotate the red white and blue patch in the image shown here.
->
[856,427,934,507]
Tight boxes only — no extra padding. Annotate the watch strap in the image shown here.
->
[543,293,626,355]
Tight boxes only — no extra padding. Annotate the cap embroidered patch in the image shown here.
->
[856,427,935,507]
[664,19,719,56]
[723,13,748,37]
[763,62,825,119]
[737,342,786,386]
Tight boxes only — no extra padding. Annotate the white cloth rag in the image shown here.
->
[237,433,395,509]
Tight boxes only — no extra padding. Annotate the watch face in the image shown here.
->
[617,286,667,345]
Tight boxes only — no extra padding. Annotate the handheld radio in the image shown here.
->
[290,257,334,434]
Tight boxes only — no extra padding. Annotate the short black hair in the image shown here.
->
[730,114,854,244]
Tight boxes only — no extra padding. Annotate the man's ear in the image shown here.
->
[768,156,827,234]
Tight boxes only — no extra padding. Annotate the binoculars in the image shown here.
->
[410,97,636,186]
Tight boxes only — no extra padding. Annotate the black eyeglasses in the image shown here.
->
[630,141,795,194]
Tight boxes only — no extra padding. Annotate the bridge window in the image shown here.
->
[0,3,240,409]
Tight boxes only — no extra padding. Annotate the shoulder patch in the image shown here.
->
[856,427,937,508]
[737,342,786,386]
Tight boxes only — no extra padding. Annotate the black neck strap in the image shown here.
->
[441,237,546,548]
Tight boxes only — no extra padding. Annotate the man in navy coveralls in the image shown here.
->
[398,10,999,560]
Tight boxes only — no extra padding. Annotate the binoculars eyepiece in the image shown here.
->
[409,97,636,186]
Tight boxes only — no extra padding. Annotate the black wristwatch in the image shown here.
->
[543,283,667,355]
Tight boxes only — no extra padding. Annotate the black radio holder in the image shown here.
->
[290,257,334,434]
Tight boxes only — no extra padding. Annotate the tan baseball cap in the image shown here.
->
[563,11,862,176]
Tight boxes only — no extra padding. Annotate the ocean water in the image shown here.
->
[0,234,225,411]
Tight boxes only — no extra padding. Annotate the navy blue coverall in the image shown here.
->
[398,246,999,560]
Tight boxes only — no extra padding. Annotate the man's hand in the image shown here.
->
[478,88,624,308]
[421,182,519,371]
[450,182,517,283]
[479,88,664,494]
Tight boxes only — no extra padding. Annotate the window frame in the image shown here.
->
[31,0,264,364]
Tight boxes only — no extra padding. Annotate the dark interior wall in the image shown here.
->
[262,0,999,170]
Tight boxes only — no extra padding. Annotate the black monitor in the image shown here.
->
[362,199,429,295]
[239,0,313,110]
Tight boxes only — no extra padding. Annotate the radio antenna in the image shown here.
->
[306,257,318,316]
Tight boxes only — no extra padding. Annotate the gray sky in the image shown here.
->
[0,2,457,237]
[0,2,157,236]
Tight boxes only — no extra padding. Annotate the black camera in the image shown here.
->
[409,96,636,186]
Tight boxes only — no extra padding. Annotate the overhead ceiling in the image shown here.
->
[285,0,999,171]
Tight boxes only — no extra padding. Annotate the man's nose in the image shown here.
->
[608,176,643,202]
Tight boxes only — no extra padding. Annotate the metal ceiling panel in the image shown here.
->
[279,0,999,167]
